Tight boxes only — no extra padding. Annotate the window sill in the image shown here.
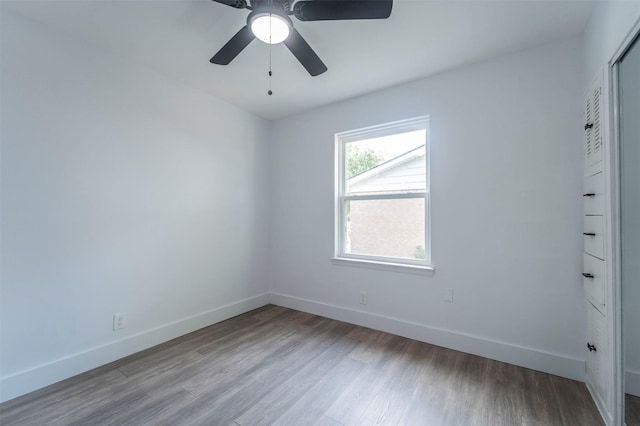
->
[331,257,435,276]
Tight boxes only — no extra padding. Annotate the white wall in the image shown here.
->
[583,1,640,88]
[0,10,270,402]
[582,0,640,400]
[269,38,586,380]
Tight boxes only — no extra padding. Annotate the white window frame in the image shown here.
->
[333,116,433,276]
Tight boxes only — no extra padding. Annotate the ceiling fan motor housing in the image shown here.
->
[247,9,293,30]
[210,0,393,76]
[249,0,291,12]
[248,10,293,44]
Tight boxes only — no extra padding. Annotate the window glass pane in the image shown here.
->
[345,198,426,260]
[346,130,426,196]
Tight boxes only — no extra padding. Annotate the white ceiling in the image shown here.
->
[4,0,594,120]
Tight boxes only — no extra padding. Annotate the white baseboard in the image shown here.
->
[627,369,640,397]
[1,291,588,404]
[0,293,270,403]
[269,292,585,382]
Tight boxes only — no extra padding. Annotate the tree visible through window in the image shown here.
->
[336,117,430,267]
[346,145,384,179]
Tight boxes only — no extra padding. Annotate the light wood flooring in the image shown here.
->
[1,305,604,425]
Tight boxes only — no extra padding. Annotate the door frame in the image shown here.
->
[609,16,640,426]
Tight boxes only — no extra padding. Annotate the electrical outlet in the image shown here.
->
[113,312,126,330]
[359,291,368,305]
[443,288,454,303]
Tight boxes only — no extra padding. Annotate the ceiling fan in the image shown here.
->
[210,0,393,76]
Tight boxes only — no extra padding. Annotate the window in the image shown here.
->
[334,117,432,274]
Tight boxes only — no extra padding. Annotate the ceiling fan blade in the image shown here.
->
[284,28,328,76]
[211,0,247,9]
[293,0,392,21]
[210,25,255,65]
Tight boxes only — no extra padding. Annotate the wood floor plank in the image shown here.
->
[416,345,466,390]
[119,349,203,383]
[132,316,307,398]
[21,379,145,425]
[324,335,411,425]
[549,374,604,426]
[269,357,366,426]
[353,339,433,425]
[235,341,363,425]
[99,389,195,425]
[323,366,390,424]
[0,305,604,426]
[521,415,557,426]
[250,304,292,322]
[520,368,563,424]
[313,415,346,426]
[628,393,640,426]
[0,369,129,425]
[475,378,528,425]
[347,328,397,366]
[192,308,302,356]
[63,386,149,426]
[398,381,447,425]
[439,382,482,425]
[203,322,359,425]
[179,325,305,395]
[114,310,264,372]
[159,320,357,425]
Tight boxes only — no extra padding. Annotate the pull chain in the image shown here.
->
[268,11,273,96]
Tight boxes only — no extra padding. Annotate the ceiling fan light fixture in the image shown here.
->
[250,12,291,44]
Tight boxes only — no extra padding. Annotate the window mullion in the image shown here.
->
[344,192,426,201]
